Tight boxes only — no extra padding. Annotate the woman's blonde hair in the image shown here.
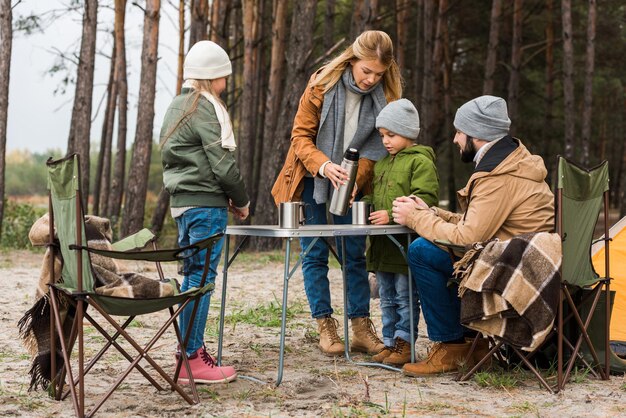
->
[312,30,402,102]
[160,79,222,147]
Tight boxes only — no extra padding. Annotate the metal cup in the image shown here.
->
[278,202,305,229]
[352,201,372,225]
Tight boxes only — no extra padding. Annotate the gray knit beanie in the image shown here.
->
[453,95,511,142]
[375,99,420,140]
[184,40,232,80]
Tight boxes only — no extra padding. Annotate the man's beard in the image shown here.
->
[460,138,477,163]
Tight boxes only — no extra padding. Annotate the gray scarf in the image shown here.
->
[313,68,388,204]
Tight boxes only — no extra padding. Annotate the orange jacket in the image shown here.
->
[271,74,375,205]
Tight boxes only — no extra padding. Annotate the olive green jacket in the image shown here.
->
[160,88,249,209]
[364,145,439,274]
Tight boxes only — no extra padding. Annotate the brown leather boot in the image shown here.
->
[383,338,412,366]
[350,317,385,354]
[402,342,471,376]
[316,316,345,356]
[372,346,394,363]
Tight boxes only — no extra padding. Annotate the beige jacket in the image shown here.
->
[271,74,375,204]
[406,138,554,245]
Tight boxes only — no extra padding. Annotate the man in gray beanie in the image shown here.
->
[391,95,555,376]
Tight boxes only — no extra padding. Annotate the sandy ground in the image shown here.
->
[1,248,625,417]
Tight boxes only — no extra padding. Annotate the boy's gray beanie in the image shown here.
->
[453,95,511,142]
[375,98,420,140]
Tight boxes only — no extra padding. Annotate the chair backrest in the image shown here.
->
[47,154,95,292]
[557,156,609,287]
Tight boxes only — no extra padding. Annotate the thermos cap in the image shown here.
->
[344,148,359,161]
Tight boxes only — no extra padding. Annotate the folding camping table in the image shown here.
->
[216,224,414,386]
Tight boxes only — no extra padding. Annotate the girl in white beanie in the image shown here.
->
[160,40,249,384]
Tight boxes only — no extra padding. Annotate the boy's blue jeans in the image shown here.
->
[407,237,465,342]
[175,207,227,356]
[300,178,370,319]
[376,271,419,346]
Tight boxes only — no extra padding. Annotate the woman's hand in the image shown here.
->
[323,162,349,190]
[369,210,389,225]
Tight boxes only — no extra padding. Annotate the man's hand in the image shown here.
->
[392,196,420,225]
[323,162,348,190]
[369,210,389,225]
[407,195,429,210]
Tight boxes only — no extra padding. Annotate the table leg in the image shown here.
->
[275,238,292,387]
[217,234,230,365]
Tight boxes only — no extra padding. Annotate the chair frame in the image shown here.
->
[45,154,220,417]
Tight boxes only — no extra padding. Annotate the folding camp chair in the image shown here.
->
[45,154,222,417]
[451,156,610,393]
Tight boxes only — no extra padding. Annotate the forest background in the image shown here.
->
[0,0,624,250]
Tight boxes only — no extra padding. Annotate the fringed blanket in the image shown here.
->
[18,214,177,391]
[457,232,562,352]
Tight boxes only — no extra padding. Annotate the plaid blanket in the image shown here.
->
[457,232,562,352]
[18,214,176,390]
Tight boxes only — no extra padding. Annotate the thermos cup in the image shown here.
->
[329,148,359,216]
[352,201,372,225]
[278,202,306,229]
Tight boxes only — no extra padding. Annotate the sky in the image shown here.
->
[7,1,181,155]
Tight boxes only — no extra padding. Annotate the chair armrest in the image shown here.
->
[434,239,467,254]
[70,232,224,263]
[111,228,156,252]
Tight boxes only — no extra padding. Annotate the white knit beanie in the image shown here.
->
[184,40,232,80]
[453,95,511,142]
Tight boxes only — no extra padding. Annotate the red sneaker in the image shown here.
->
[177,346,237,384]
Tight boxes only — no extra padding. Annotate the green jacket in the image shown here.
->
[160,88,249,208]
[364,145,439,274]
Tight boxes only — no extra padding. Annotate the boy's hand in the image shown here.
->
[369,210,389,225]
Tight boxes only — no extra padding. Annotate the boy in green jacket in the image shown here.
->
[364,98,439,366]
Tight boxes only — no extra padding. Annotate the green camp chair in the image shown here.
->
[45,154,222,417]
[555,156,611,390]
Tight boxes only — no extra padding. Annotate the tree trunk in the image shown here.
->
[67,0,97,211]
[239,0,260,209]
[253,0,288,249]
[324,0,336,50]
[107,0,128,223]
[581,0,596,167]
[420,0,434,146]
[94,40,117,216]
[121,0,160,237]
[483,0,502,95]
[561,0,575,160]
[189,0,209,46]
[210,0,230,45]
[0,0,12,240]
[351,0,378,40]
[441,0,455,212]
[395,0,410,76]
[506,0,523,135]
[253,0,318,250]
[150,187,169,234]
[413,0,423,102]
[176,0,184,93]
[542,0,556,184]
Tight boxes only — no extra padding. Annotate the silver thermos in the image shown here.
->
[329,148,359,216]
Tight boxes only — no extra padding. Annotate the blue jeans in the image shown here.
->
[300,177,370,319]
[175,207,227,355]
[408,237,464,342]
[376,271,419,346]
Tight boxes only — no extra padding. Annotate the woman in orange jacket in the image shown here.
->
[271,31,402,356]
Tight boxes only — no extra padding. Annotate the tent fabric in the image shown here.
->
[592,215,626,342]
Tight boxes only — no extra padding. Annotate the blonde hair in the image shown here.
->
[160,79,223,147]
[312,30,402,102]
